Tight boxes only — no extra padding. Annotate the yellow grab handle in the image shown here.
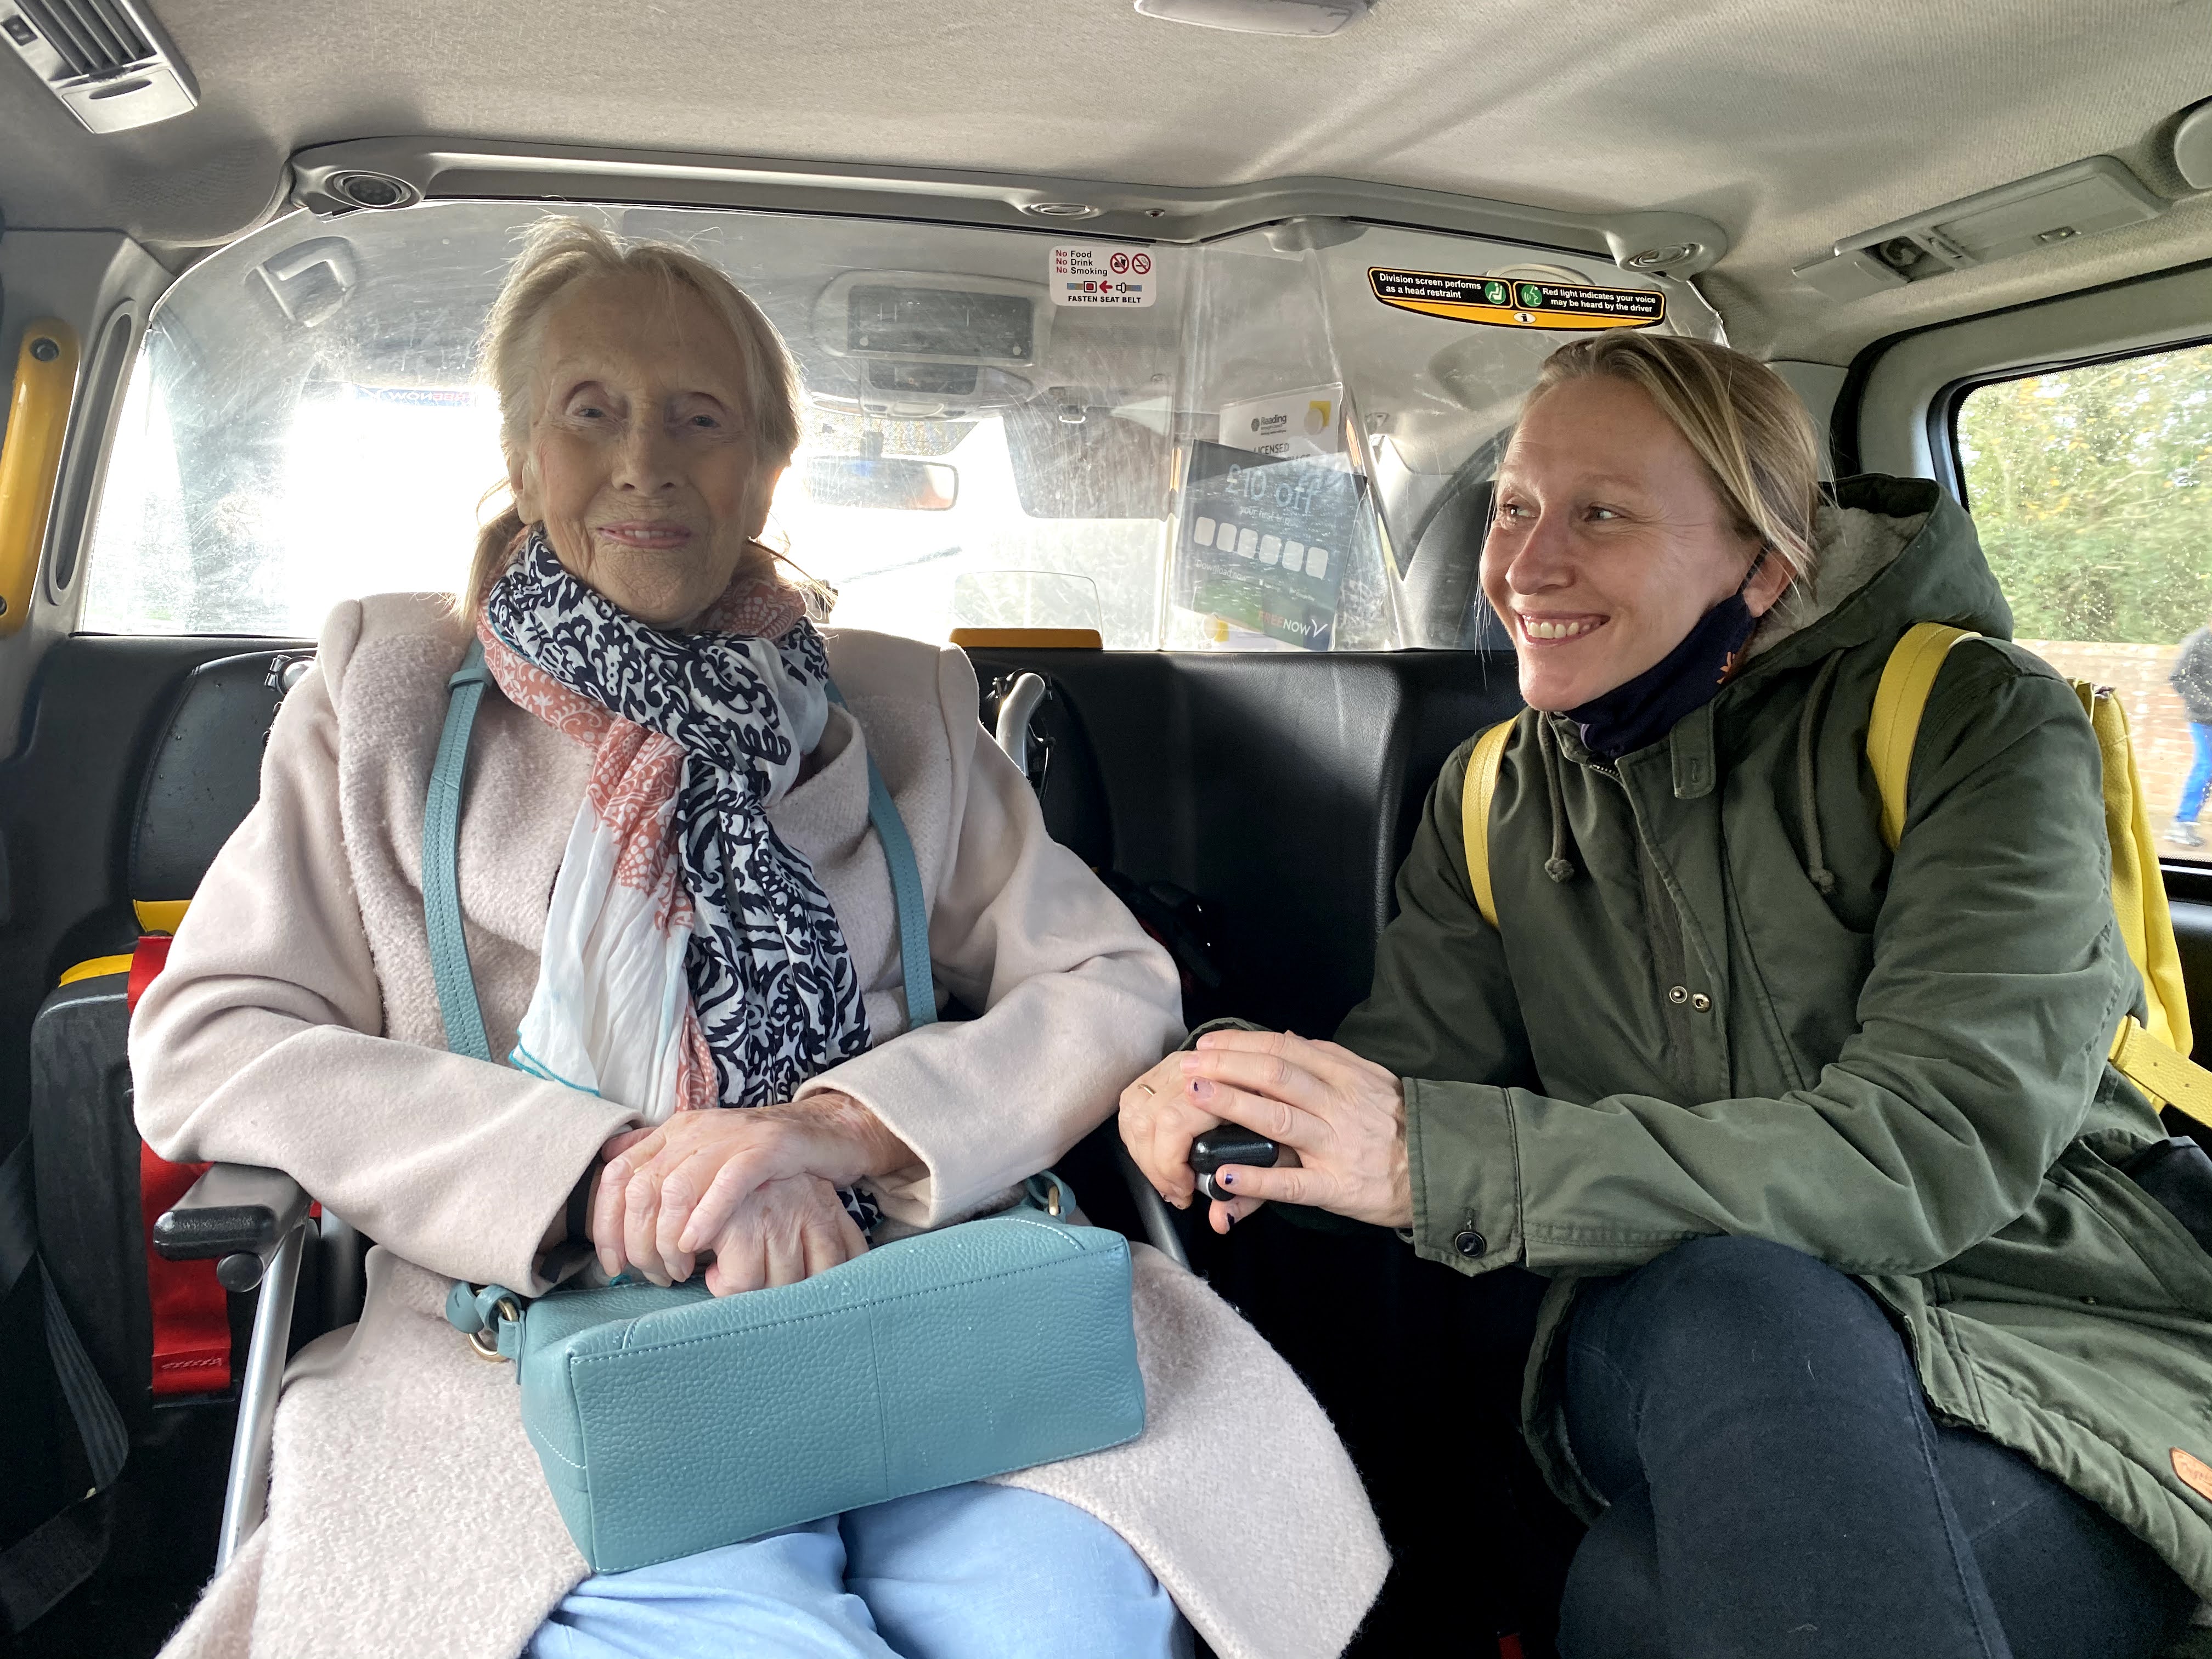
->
[0,319,81,639]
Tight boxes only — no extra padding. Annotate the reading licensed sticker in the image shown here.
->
[1368,268,1664,331]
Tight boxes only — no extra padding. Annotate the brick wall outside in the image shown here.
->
[2021,640,2212,859]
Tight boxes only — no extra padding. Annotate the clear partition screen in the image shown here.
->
[78,202,1689,648]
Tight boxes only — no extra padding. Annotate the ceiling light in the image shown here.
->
[1793,155,2164,302]
[329,172,418,210]
[2174,99,2212,192]
[1624,243,1699,271]
[1134,0,1376,37]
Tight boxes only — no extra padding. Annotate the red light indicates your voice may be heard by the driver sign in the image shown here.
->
[1368,268,1665,331]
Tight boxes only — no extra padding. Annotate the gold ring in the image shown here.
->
[1138,1084,1155,1096]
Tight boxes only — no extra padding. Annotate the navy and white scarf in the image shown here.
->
[482,530,873,1114]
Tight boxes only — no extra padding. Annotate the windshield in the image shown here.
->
[79,202,1688,648]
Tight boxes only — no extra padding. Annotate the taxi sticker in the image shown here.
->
[1050,245,1156,307]
[1368,268,1664,331]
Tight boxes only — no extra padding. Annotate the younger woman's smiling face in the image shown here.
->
[1481,374,1792,710]
[512,272,779,630]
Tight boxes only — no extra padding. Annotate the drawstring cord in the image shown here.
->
[1795,648,1847,895]
[1536,716,1578,885]
[1528,642,1842,901]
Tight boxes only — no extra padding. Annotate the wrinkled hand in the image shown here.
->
[590,1091,911,1288]
[1177,1029,1412,1231]
[1118,1043,1304,1236]
[1118,1049,1222,1214]
[690,1173,866,1295]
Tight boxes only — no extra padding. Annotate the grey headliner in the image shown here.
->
[4,0,2211,363]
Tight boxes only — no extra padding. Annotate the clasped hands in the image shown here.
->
[580,1092,913,1296]
[1118,1028,1413,1235]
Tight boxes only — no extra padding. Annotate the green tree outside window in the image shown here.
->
[1956,343,2212,645]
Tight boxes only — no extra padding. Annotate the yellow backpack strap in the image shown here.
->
[1462,720,1515,929]
[1866,622,1977,849]
[2111,1018,2212,1129]
[2081,685,2196,1059]
[1869,623,2212,1126]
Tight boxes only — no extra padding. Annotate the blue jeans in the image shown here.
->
[1558,1236,2193,1659]
[2183,722,2212,823]
[526,1483,1189,1659]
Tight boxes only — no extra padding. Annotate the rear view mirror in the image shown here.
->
[803,456,957,511]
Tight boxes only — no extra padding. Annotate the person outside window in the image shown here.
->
[2169,618,2212,848]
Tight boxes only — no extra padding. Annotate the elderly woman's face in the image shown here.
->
[1482,375,1791,711]
[512,274,777,631]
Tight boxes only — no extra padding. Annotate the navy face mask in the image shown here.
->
[1565,558,1765,761]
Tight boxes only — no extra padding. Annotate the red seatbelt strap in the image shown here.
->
[126,932,171,1011]
[128,934,231,1397]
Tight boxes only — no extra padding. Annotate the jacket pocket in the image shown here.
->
[2056,1141,2212,1321]
[1943,1141,2212,1323]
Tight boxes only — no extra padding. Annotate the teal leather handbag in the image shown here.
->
[428,644,1145,1572]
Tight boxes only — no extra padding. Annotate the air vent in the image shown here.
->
[2,0,196,133]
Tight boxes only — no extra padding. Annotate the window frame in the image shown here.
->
[1936,333,2212,902]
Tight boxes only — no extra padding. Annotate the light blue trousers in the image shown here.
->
[526,1483,1190,1659]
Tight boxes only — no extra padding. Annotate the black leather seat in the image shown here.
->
[29,650,312,1413]
[8,650,317,1632]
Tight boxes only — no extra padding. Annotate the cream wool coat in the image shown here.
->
[131,595,1388,1659]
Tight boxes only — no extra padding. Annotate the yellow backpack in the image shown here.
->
[1462,620,2212,1127]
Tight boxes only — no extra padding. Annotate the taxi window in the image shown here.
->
[78,203,1684,650]
[1955,339,2212,864]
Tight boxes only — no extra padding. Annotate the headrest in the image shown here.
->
[128,651,313,921]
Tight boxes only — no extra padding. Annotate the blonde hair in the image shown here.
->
[466,217,804,614]
[1525,332,1824,587]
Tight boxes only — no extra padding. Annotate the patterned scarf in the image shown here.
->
[479,529,872,1120]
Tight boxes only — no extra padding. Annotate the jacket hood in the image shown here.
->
[1532,475,2018,901]
[1735,475,2014,688]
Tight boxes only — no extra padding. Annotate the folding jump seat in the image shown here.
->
[5,647,325,1628]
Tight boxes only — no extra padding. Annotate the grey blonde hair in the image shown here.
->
[466,217,805,614]
[1526,332,1824,587]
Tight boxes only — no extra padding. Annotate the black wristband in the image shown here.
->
[566,1163,594,1244]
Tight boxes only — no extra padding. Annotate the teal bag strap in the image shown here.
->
[824,680,937,1031]
[1022,1171,1074,1218]
[425,640,494,1063]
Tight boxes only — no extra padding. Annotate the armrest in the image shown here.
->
[153,1164,311,1290]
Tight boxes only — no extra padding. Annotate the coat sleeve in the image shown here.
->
[796,650,1186,1227]
[129,602,635,1295]
[1398,646,2134,1280]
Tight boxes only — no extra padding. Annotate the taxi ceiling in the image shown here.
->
[3,0,2210,363]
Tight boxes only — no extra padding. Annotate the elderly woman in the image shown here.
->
[132,219,1386,1659]
[1122,334,2212,1657]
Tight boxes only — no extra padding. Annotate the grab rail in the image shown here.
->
[0,319,81,637]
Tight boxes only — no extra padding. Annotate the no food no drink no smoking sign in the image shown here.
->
[1052,245,1156,306]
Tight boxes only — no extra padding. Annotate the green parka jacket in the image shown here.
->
[1333,475,2212,1602]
